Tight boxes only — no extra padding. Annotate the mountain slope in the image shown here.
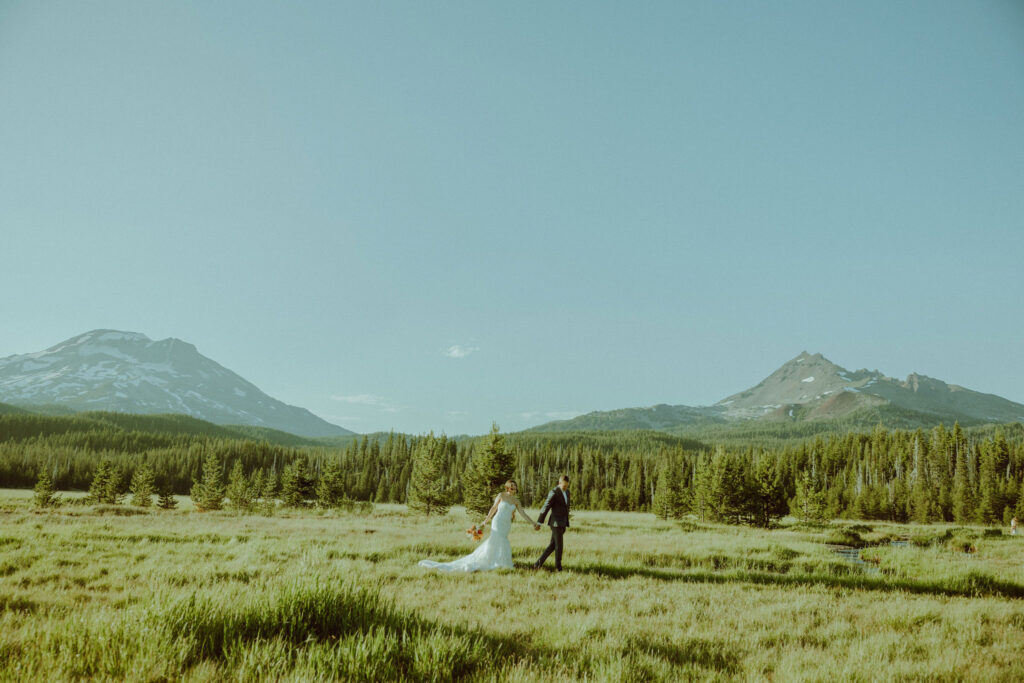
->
[0,409,322,447]
[721,352,1024,424]
[0,401,30,416]
[528,351,1024,433]
[528,404,727,433]
[0,330,353,437]
[716,352,877,418]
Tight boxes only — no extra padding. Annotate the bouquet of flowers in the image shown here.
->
[466,524,485,541]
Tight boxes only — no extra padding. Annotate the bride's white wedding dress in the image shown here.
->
[419,500,515,573]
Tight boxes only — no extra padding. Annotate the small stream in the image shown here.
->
[831,539,908,572]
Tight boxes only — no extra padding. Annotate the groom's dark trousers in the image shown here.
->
[536,526,565,570]
[534,486,569,571]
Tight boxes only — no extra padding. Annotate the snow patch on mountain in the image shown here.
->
[548,343,1024,434]
[0,329,354,437]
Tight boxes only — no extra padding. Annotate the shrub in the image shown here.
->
[947,537,977,554]
[33,469,59,508]
[157,482,178,510]
[823,529,866,547]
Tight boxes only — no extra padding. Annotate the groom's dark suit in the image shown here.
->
[534,486,570,570]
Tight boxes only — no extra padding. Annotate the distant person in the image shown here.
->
[533,475,571,571]
[418,480,540,573]
[1012,516,1018,536]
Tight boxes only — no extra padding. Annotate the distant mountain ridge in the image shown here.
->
[530,351,1024,433]
[0,330,354,437]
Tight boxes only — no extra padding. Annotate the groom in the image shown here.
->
[533,475,570,571]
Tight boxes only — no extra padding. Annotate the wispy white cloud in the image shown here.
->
[330,393,385,406]
[447,410,469,417]
[444,344,479,358]
[329,394,404,418]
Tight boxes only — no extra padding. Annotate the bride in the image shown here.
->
[419,480,539,573]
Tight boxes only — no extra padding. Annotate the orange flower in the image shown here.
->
[466,525,484,541]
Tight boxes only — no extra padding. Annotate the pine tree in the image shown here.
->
[691,448,746,523]
[249,468,265,510]
[157,481,178,510]
[851,484,880,520]
[190,452,225,511]
[280,459,313,507]
[653,458,683,520]
[316,458,345,508]
[129,464,156,507]
[890,475,910,523]
[952,441,974,523]
[715,451,749,523]
[791,470,826,522]
[226,460,253,513]
[109,464,128,503]
[975,441,999,524]
[357,444,376,500]
[909,469,935,523]
[462,425,514,516]
[33,468,58,508]
[87,459,121,505]
[409,434,450,515]
[750,456,785,527]
[259,469,278,515]
[690,455,715,521]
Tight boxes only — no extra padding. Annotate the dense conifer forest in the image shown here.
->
[2,411,1023,525]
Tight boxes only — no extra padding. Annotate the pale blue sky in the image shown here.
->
[2,1,1022,434]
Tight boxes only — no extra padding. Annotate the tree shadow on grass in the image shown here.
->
[569,562,1024,600]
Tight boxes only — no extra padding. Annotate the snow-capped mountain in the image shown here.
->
[530,351,1024,432]
[0,330,354,437]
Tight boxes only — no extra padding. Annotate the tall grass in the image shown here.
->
[2,493,1024,680]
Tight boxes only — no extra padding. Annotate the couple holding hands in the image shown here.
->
[419,476,571,573]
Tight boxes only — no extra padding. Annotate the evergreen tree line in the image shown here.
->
[8,415,1024,525]
[651,424,1024,526]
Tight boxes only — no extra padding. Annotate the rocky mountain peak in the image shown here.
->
[530,351,1024,432]
[902,373,951,393]
[716,352,851,411]
[0,330,353,437]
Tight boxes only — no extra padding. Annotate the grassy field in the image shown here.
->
[2,491,1023,681]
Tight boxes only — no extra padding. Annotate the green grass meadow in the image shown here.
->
[2,490,1023,681]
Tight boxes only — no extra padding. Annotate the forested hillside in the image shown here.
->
[665,403,985,446]
[0,401,29,415]
[3,410,1024,525]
